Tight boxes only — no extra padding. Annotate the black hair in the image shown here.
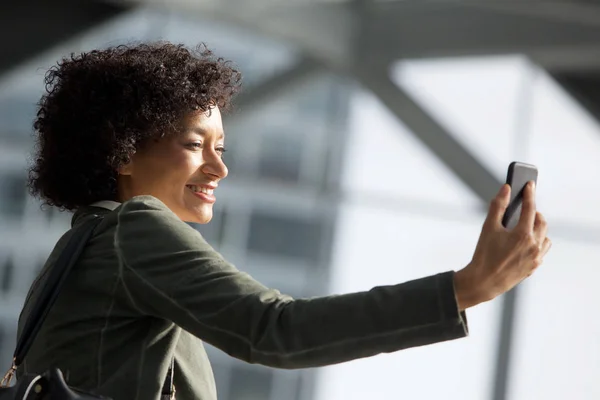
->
[28,42,241,210]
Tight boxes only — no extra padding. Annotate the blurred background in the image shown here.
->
[1,1,599,399]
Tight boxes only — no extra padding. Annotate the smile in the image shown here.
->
[186,185,213,195]
[186,185,216,203]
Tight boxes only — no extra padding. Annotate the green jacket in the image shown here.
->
[17,196,468,400]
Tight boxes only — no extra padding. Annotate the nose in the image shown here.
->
[201,150,228,180]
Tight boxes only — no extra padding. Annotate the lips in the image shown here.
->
[186,184,217,204]
[186,185,214,195]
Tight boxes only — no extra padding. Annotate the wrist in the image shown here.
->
[453,267,483,311]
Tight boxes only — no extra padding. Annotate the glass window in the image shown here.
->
[209,362,232,400]
[270,370,304,400]
[0,327,6,367]
[247,211,324,264]
[391,55,600,228]
[507,238,600,400]
[228,367,273,400]
[527,70,600,227]
[244,256,309,299]
[392,55,531,180]
[0,96,37,136]
[187,207,227,247]
[47,207,73,229]
[292,373,303,400]
[257,132,303,183]
[31,259,44,285]
[318,205,500,400]
[42,206,54,223]
[341,89,481,210]
[1,256,14,294]
[294,74,335,116]
[220,141,242,180]
[0,327,15,368]
[219,121,260,182]
[0,172,27,218]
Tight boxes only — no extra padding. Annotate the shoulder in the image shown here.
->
[115,195,202,245]
[117,195,182,227]
[118,195,174,214]
[114,196,224,272]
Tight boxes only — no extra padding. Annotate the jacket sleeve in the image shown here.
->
[115,195,469,369]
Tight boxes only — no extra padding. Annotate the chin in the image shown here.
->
[194,215,212,224]
[178,213,212,224]
[186,208,213,224]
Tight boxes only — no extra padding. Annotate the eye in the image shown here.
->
[215,146,227,157]
[186,142,203,150]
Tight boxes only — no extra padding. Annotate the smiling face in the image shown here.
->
[117,107,228,223]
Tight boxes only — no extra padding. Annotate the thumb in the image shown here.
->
[485,184,511,228]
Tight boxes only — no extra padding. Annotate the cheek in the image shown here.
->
[181,156,202,175]
[133,146,202,189]
[170,156,203,189]
[161,150,200,175]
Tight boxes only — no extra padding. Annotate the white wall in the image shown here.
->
[316,56,600,400]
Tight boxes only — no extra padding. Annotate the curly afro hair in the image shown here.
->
[28,42,242,211]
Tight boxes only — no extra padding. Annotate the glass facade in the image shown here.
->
[0,8,345,400]
[1,6,599,400]
[316,57,600,400]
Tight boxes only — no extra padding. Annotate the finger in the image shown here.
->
[485,184,511,228]
[540,237,552,257]
[533,212,547,244]
[516,181,536,232]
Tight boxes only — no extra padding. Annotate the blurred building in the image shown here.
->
[1,2,600,400]
[0,8,348,400]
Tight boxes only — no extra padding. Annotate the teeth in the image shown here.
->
[187,185,213,195]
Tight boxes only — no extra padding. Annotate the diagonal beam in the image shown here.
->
[353,65,502,201]
[353,64,520,400]
[470,2,600,29]
[530,47,600,73]
[121,1,600,74]
[550,71,600,125]
[231,57,322,116]
[0,0,129,75]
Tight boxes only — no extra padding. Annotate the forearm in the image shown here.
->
[232,271,469,368]
[118,197,468,369]
[131,268,468,369]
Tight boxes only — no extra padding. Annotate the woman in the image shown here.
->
[17,43,550,400]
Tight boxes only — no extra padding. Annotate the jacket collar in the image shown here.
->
[89,200,121,211]
[71,200,122,227]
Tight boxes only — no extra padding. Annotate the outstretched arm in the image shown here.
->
[116,196,468,369]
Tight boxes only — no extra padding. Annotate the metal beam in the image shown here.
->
[550,71,600,124]
[123,0,600,80]
[231,57,322,116]
[470,1,600,29]
[530,46,600,72]
[115,0,356,70]
[353,64,525,400]
[362,2,600,64]
[101,5,596,400]
[353,65,502,200]
[0,0,129,75]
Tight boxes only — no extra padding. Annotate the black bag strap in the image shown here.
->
[13,215,102,367]
[2,214,176,397]
[1,215,102,388]
[15,216,103,367]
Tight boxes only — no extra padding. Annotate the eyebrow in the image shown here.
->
[190,127,225,140]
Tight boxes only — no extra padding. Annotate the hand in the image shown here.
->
[454,182,551,310]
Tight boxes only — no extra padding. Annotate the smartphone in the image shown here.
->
[502,161,538,230]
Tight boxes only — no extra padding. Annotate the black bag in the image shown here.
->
[0,215,176,399]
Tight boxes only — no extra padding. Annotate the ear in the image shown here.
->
[118,159,133,176]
